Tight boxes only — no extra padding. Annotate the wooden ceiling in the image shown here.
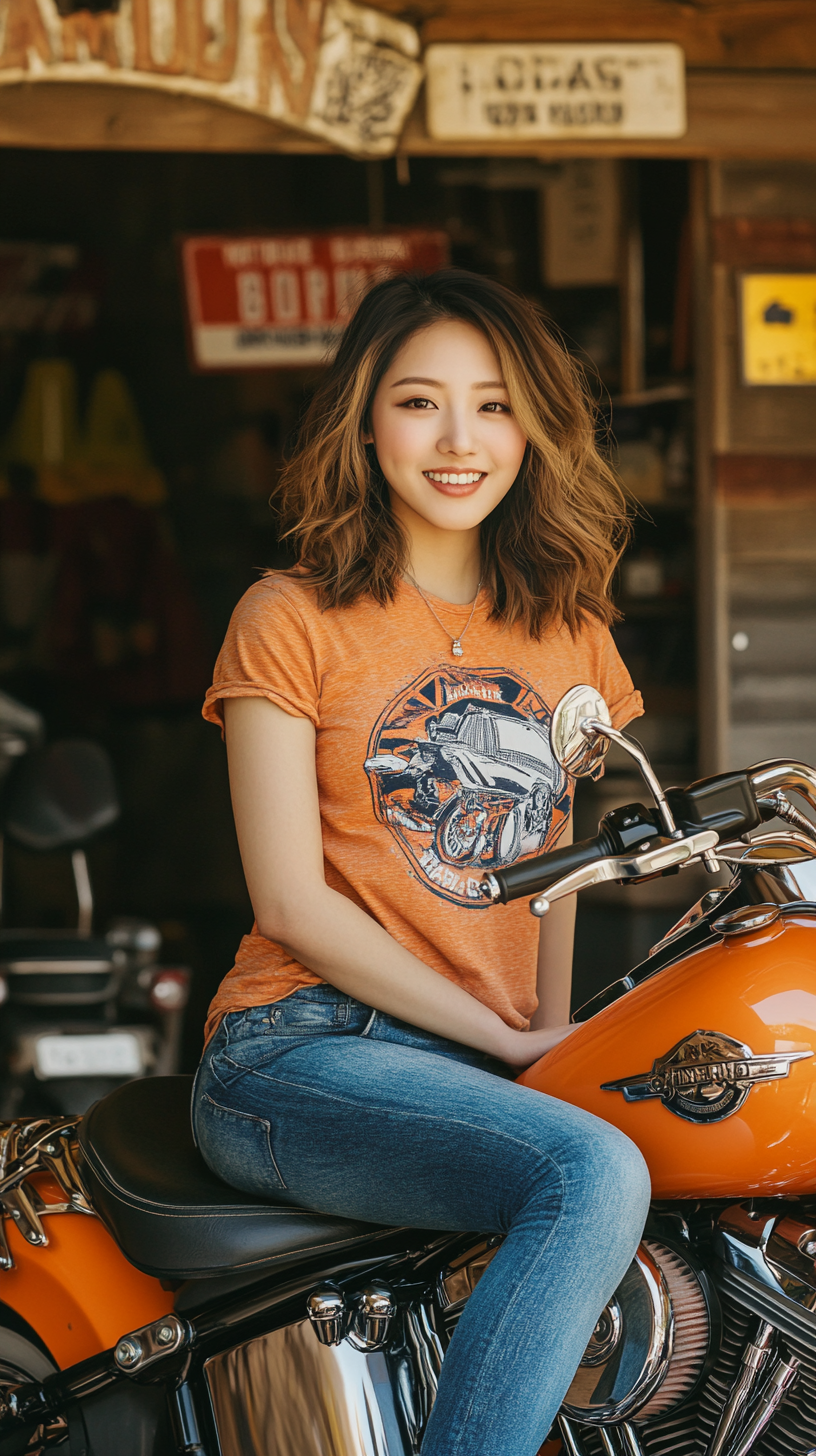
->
[372,1,816,68]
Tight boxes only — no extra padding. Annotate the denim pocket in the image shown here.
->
[194,1089,287,1194]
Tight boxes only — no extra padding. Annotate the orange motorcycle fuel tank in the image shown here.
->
[519,905,816,1198]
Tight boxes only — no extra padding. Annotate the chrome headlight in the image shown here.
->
[563,1239,712,1426]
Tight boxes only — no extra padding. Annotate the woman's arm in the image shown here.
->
[529,816,576,1030]
[224,696,574,1069]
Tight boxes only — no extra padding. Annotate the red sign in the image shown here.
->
[181,230,449,370]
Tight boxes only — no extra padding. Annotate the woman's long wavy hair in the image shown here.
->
[276,268,629,637]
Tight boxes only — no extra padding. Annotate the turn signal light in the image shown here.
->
[149,969,190,1013]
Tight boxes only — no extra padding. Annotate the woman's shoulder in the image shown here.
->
[231,571,322,627]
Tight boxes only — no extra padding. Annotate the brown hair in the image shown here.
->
[276,268,628,637]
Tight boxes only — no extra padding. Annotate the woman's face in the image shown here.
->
[368,319,528,535]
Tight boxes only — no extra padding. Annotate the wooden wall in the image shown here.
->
[697,161,816,773]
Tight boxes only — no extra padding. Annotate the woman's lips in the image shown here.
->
[423,470,486,496]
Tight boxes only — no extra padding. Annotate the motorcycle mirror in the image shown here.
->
[550,685,613,778]
[1,739,120,851]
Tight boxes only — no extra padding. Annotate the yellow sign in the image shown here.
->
[741,273,816,386]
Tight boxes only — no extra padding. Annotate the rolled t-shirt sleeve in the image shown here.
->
[202,578,320,735]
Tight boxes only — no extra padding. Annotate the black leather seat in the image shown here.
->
[78,1076,385,1281]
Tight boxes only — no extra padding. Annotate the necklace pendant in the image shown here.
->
[452,640,464,658]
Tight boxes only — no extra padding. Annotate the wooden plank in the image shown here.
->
[711,163,816,219]
[692,161,729,776]
[727,504,816,558]
[0,81,327,151]
[401,71,816,159]
[716,455,816,503]
[713,218,816,267]
[387,1,816,70]
[0,68,814,156]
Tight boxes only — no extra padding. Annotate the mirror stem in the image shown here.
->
[581,718,681,838]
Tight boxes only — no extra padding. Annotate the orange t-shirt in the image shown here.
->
[202,575,642,1041]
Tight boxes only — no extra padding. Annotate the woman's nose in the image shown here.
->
[437,410,477,456]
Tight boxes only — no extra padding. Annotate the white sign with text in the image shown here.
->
[426,43,686,142]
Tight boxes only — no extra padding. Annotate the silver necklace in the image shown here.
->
[406,573,482,659]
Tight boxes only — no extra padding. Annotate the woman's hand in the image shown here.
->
[495,1022,579,1070]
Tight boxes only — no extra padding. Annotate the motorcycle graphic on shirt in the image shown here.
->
[364,665,571,906]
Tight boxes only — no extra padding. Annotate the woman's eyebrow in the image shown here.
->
[390,376,441,388]
[389,376,507,389]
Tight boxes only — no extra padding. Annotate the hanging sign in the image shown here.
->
[740,274,816,385]
[425,43,686,142]
[541,160,622,287]
[181,230,450,369]
[0,0,421,158]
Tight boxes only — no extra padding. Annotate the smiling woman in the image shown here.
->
[196,268,650,1456]
[366,320,527,601]
[275,268,629,636]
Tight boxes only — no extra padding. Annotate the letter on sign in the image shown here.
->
[425,43,686,142]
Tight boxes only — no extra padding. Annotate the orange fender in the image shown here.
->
[0,1189,172,1367]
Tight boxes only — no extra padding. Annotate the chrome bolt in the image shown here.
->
[156,1324,175,1345]
[115,1337,142,1368]
[307,1286,348,1346]
[44,1144,56,1155]
[798,1232,816,1258]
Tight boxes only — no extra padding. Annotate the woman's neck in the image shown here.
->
[393,495,481,605]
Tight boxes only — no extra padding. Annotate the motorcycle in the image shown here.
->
[0,681,813,1456]
[0,691,190,1119]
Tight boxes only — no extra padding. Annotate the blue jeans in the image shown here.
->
[193,985,650,1456]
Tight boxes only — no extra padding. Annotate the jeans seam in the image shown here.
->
[200,1090,289,1190]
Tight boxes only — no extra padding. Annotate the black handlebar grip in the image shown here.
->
[487,827,617,904]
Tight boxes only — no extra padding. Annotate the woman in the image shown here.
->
[195,269,651,1455]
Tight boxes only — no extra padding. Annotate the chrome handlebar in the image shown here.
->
[748,760,816,820]
[484,830,720,918]
[484,759,816,918]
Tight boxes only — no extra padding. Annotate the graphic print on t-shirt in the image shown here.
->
[364,665,571,907]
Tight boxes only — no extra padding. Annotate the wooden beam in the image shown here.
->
[401,71,816,159]
[390,1,816,70]
[0,81,325,153]
[0,69,813,156]
[716,456,816,503]
[691,159,729,775]
[713,218,816,267]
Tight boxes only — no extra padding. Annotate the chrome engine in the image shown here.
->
[201,1201,816,1456]
[436,1204,816,1456]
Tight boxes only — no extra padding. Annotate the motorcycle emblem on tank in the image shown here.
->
[601,1029,813,1123]
[364,665,571,906]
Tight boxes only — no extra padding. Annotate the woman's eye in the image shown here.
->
[400,397,436,410]
[480,400,511,414]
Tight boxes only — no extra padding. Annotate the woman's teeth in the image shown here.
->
[424,471,483,485]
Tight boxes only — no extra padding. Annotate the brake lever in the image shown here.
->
[527,829,721,917]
